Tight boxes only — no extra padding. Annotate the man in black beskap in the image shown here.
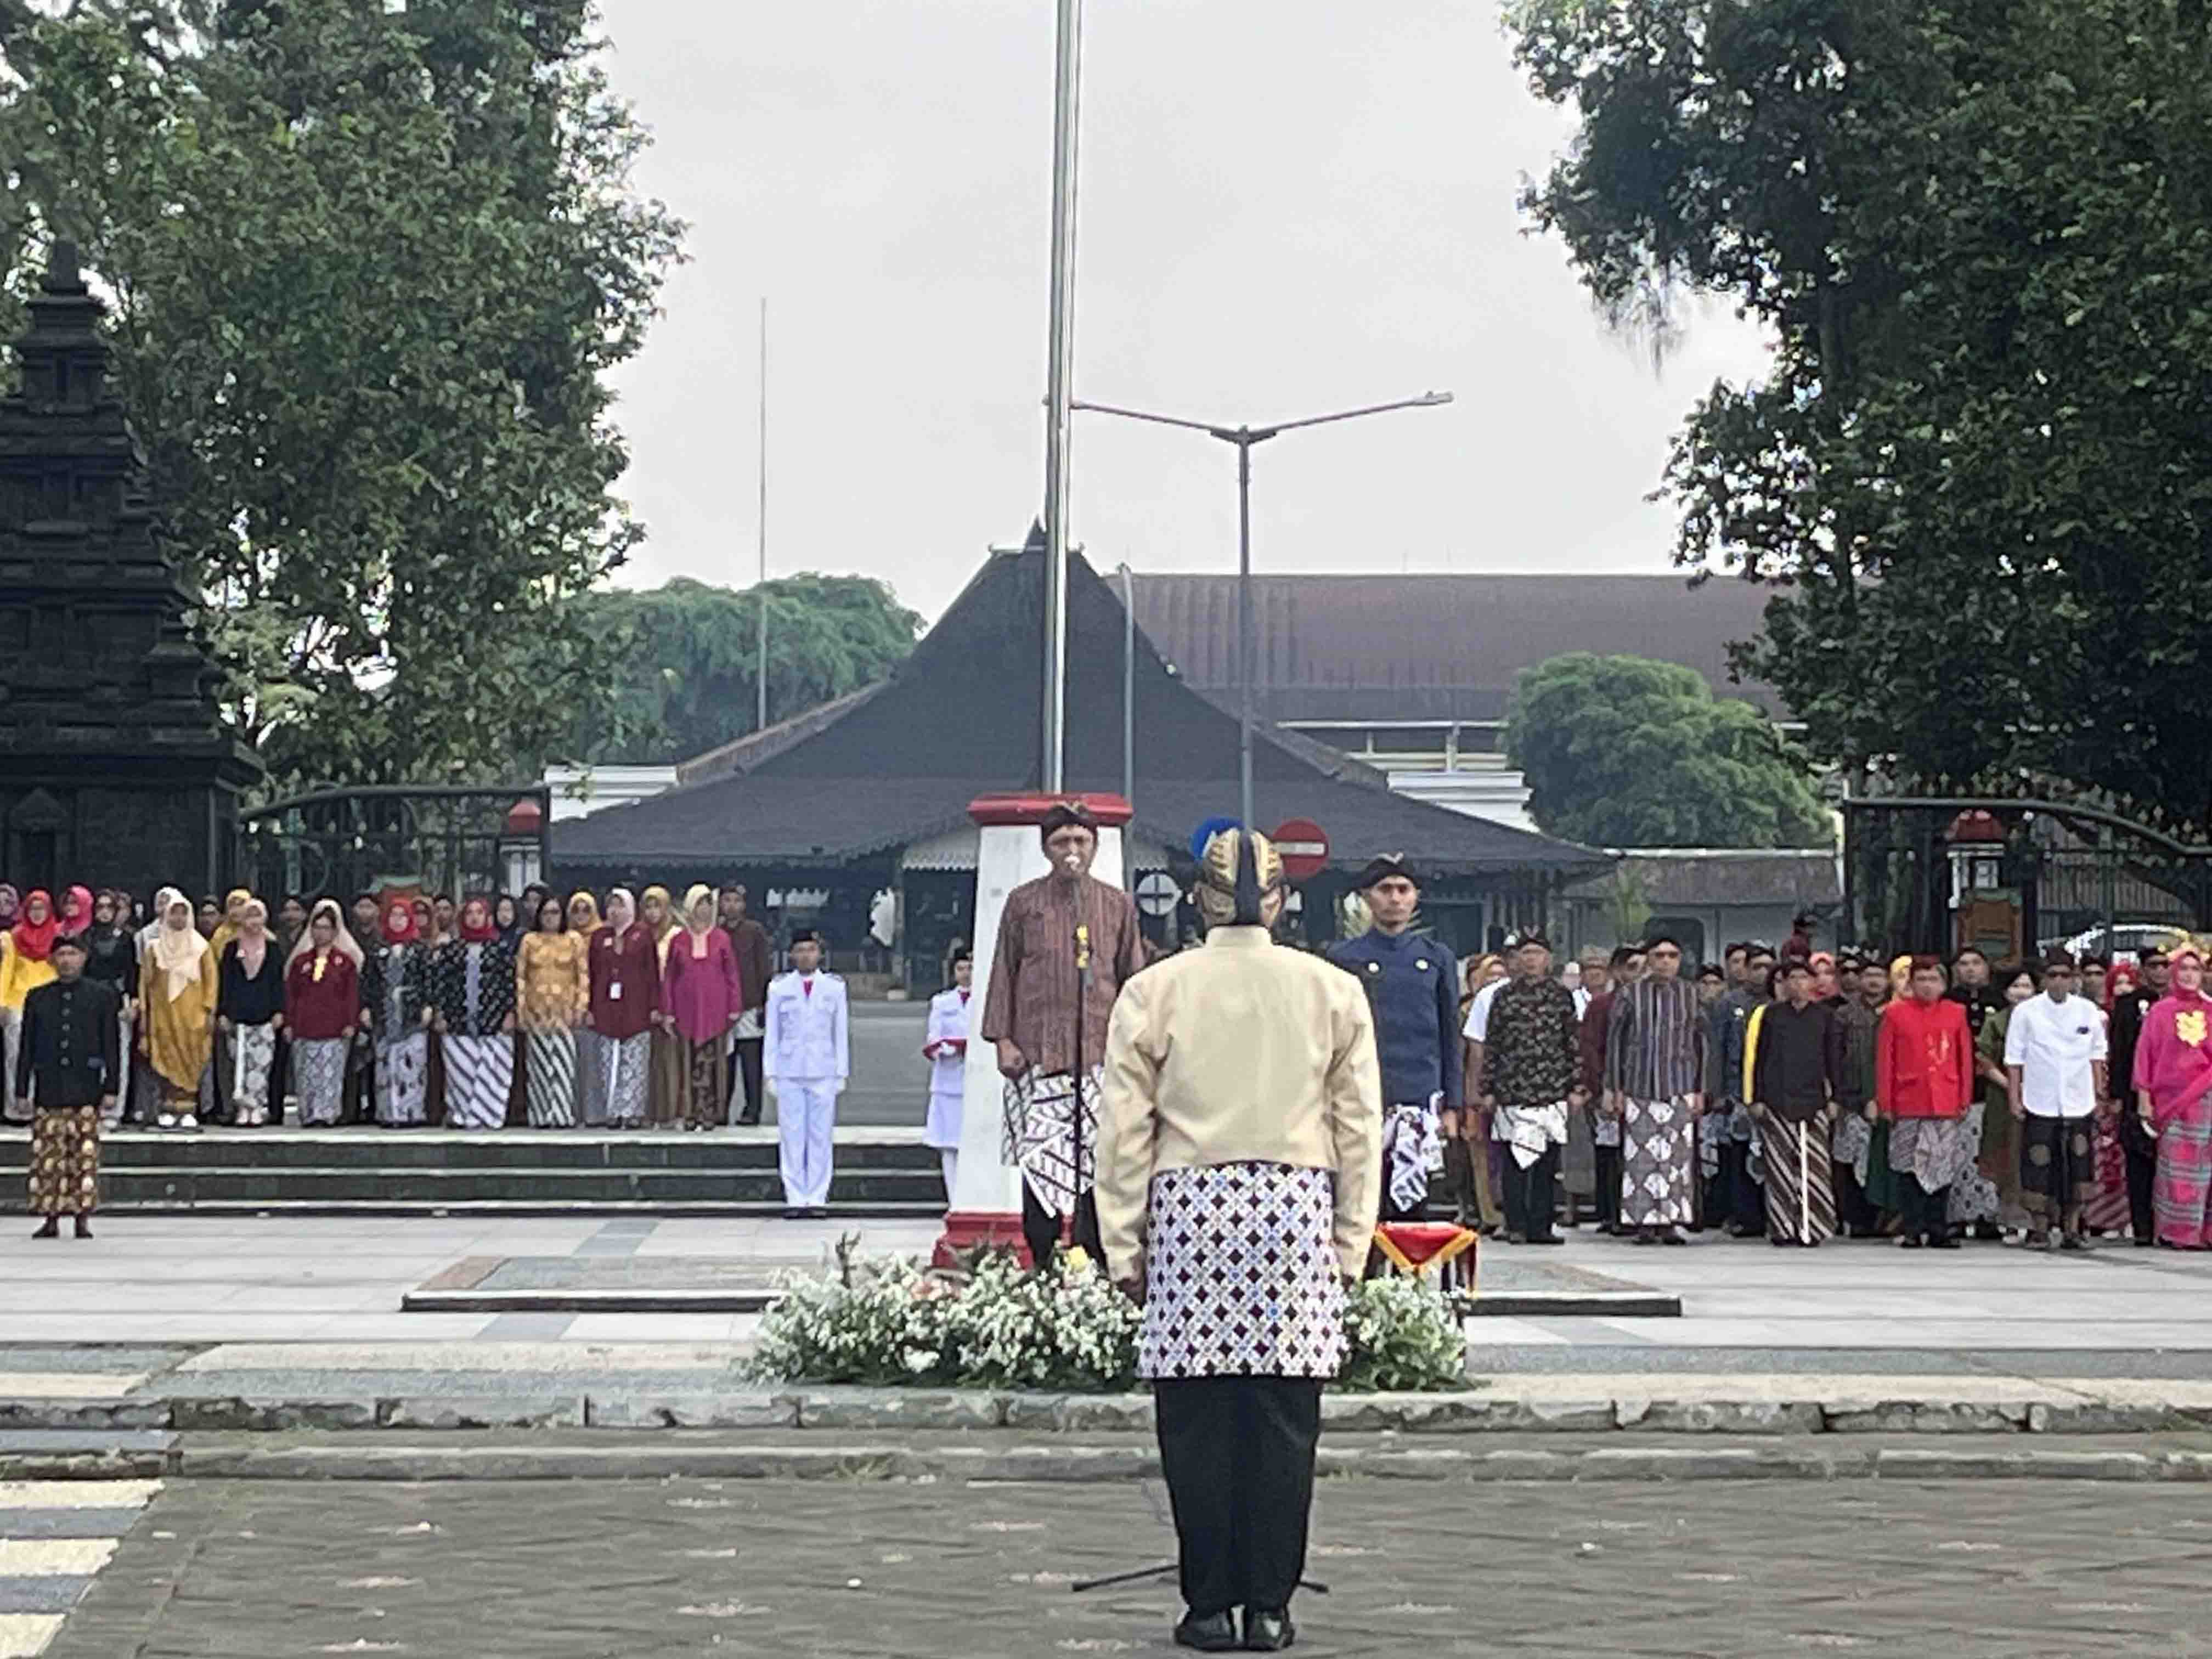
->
[1751,958,1844,1246]
[18,934,121,1239]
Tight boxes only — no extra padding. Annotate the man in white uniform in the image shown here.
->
[765,929,849,1219]
[922,947,973,1201]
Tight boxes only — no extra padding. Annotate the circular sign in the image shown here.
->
[1271,818,1330,882]
[1188,815,1243,861]
[1135,872,1181,918]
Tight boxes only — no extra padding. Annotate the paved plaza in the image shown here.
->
[12,1475,2212,1657]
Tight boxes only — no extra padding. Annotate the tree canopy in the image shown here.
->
[1505,653,1831,848]
[1509,0,2212,833]
[563,574,922,765]
[1,0,683,791]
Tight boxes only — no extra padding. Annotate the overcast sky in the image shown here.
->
[595,0,1773,622]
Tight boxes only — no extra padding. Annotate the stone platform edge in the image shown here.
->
[4,1389,2208,1436]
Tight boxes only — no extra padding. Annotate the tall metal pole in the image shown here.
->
[755,296,770,734]
[1236,433,1255,832]
[1040,0,1083,793]
[1119,562,1135,833]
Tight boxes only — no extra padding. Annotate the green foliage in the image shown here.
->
[1,0,683,791]
[565,575,921,764]
[1336,1275,1470,1393]
[1506,653,1831,848]
[1509,0,2212,833]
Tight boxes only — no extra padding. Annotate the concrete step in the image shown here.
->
[0,1128,937,1171]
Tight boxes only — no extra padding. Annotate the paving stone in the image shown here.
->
[1579,1444,1865,1480]
[377,1395,586,1430]
[1874,1447,2159,1480]
[793,1389,1003,1431]
[1824,1400,2031,1434]
[169,1397,378,1432]
[1615,1398,1825,1434]
[1322,1393,1613,1432]
[583,1392,798,1429]
[2025,1401,2185,1434]
[0,1400,171,1432]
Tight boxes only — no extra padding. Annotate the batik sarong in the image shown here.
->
[598,1030,651,1127]
[526,1028,577,1127]
[1381,1101,1443,1217]
[1889,1115,1975,1194]
[229,1021,279,1125]
[29,1106,100,1215]
[2153,1114,2212,1248]
[443,1033,514,1131]
[1494,1100,1569,1170]
[575,1029,609,1126]
[1946,1101,2000,1225]
[1621,1094,1696,1226]
[291,1037,348,1128]
[683,1039,728,1130]
[1761,1109,1836,1243]
[376,1030,429,1126]
[1138,1162,1345,1380]
[1002,1067,1101,1217]
[2083,1114,2133,1234]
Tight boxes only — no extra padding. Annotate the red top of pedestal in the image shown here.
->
[967,792,1135,830]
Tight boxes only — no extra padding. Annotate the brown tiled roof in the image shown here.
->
[1125,572,1786,722]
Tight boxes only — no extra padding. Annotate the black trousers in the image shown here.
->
[1833,1159,1878,1235]
[2122,1116,2158,1241]
[1154,1376,1322,1620]
[1592,1144,1621,1230]
[1502,1145,1560,1241]
[1718,1141,1767,1234]
[1021,1181,1100,1266]
[1897,1177,1950,1241]
[730,1037,765,1124]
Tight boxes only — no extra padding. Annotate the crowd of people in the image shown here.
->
[1437,928,2212,1255]
[1,879,883,1234]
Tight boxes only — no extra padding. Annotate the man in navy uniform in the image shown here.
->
[1327,855,1460,1222]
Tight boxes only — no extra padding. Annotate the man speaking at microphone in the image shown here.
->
[982,802,1148,1266]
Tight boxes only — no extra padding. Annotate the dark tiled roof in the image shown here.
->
[1125,572,1786,721]
[554,549,1608,880]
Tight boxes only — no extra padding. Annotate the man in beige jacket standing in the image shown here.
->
[1097,828,1383,1655]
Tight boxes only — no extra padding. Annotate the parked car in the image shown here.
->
[2039,923,2195,965]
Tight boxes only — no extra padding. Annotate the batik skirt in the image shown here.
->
[593,1031,651,1127]
[29,1105,100,1216]
[2018,1113,2097,1226]
[291,1037,348,1128]
[2083,1113,2134,1234]
[1003,1068,1101,1217]
[1138,1161,1346,1381]
[1761,1109,1836,1243]
[443,1033,515,1131]
[682,1037,728,1130]
[575,1029,609,1126]
[376,1030,430,1126]
[1621,1096,1696,1227]
[525,1028,577,1128]
[228,1020,280,1124]
[2153,1111,2212,1249]
[1946,1101,2001,1226]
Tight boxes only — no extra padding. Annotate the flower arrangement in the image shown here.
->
[743,1238,1468,1394]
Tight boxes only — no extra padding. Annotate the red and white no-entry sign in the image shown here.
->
[1271,819,1331,882]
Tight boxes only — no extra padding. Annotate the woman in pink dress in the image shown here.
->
[2131,946,2212,1249]
[658,884,744,1131]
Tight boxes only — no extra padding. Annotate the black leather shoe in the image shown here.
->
[1172,1610,1239,1651]
[1243,1608,1295,1651]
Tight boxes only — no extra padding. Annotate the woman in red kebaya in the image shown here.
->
[1876,955,1976,1249]
[586,887,660,1128]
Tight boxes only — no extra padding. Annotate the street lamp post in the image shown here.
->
[1073,392,1453,832]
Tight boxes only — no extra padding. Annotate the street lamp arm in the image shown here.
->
[1069,399,1236,439]
[1265,391,1454,437]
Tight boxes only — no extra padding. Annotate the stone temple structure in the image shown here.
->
[0,243,261,900]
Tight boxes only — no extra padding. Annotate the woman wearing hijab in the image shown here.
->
[2,889,63,1122]
[143,889,218,1131]
[518,894,589,1127]
[640,885,685,1127]
[83,893,140,1124]
[566,891,610,1124]
[57,885,94,942]
[285,899,362,1128]
[428,894,518,1131]
[2133,945,2212,1249]
[2083,966,2138,1237]
[661,884,743,1131]
[206,888,252,961]
[216,899,287,1126]
[361,895,432,1127]
[1966,963,2038,1241]
[586,887,660,1129]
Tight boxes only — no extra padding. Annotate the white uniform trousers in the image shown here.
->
[777,1080,840,1209]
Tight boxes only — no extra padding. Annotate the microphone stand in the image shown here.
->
[1070,919,1096,1257]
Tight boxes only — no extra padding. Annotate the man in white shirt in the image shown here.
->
[764,929,850,1220]
[2004,949,2109,1251]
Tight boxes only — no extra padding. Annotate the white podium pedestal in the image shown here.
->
[933,792,1130,1266]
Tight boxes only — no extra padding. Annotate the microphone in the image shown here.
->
[1075,922,1091,975]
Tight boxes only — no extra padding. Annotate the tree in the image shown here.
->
[1509,0,2212,833]
[1,0,684,791]
[562,575,923,764]
[1505,653,1831,848]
